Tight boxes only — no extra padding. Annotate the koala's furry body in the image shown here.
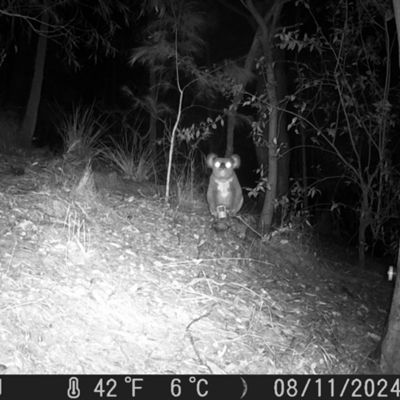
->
[206,153,243,217]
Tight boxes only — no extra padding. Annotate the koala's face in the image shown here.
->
[212,159,234,179]
[207,154,241,180]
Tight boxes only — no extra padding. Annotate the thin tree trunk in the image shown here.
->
[18,11,49,148]
[358,185,370,269]
[149,68,157,159]
[274,48,289,199]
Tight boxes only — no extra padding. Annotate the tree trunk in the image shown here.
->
[243,0,284,234]
[272,48,289,199]
[258,59,279,234]
[358,216,367,270]
[300,124,308,211]
[18,11,49,148]
[225,30,259,157]
[379,0,400,374]
[394,0,400,68]
[255,50,289,199]
[380,237,400,373]
[225,106,235,158]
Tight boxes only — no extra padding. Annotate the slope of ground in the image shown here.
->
[0,149,393,374]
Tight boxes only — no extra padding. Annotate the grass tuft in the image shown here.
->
[102,138,159,183]
[58,103,106,167]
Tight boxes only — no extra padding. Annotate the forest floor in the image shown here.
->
[0,147,393,375]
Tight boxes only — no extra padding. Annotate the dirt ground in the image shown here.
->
[0,148,393,374]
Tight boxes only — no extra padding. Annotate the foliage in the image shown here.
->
[279,0,400,265]
[245,170,320,226]
[126,0,212,123]
[127,0,225,201]
[0,0,132,68]
[175,115,222,148]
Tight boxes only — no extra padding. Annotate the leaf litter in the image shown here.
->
[0,149,393,374]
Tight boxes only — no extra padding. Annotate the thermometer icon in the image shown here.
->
[67,377,81,399]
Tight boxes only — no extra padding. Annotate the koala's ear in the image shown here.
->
[206,153,217,168]
[231,154,241,169]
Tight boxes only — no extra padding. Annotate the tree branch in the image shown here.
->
[216,0,256,29]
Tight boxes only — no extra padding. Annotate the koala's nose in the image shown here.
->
[220,163,226,169]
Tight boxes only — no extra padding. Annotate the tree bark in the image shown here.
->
[18,11,49,148]
[379,0,400,374]
[259,59,279,234]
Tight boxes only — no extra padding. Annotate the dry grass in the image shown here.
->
[102,140,159,183]
[169,151,207,211]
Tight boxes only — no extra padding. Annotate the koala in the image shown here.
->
[206,153,243,217]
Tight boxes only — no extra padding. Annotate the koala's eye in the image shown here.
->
[226,161,232,168]
[215,161,221,168]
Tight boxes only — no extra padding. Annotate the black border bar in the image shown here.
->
[0,375,399,399]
